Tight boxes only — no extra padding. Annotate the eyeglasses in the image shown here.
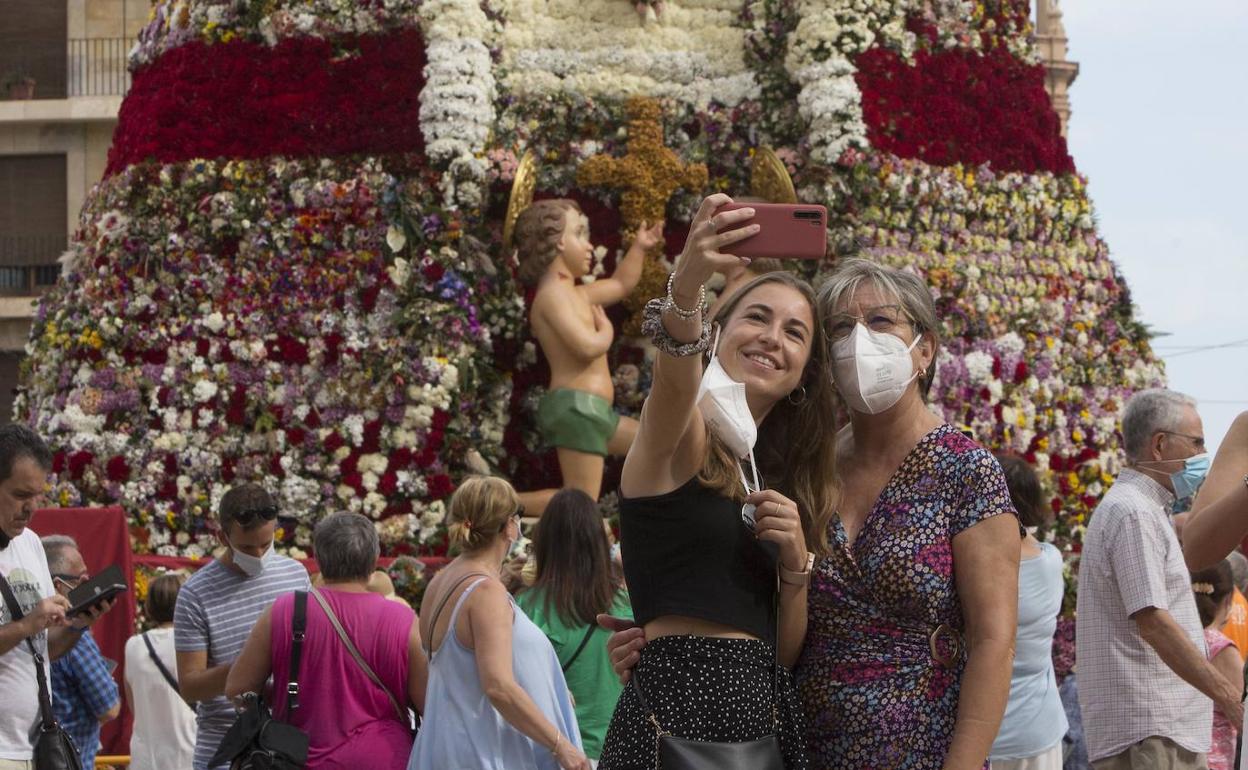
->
[230,505,279,527]
[53,572,89,588]
[826,304,912,342]
[1161,431,1206,451]
[503,506,525,531]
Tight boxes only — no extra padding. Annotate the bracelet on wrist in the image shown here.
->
[664,271,705,320]
[641,298,712,358]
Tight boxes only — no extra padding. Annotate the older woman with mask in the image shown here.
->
[606,257,1019,769]
[795,258,1019,768]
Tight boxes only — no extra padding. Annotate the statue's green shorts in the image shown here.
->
[536,388,620,457]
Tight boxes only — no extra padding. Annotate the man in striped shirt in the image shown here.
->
[174,483,310,770]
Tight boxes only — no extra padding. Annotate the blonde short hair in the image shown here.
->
[446,476,520,552]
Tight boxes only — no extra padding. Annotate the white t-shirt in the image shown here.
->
[0,528,55,760]
[124,626,197,770]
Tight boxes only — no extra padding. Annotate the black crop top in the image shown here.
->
[620,477,777,643]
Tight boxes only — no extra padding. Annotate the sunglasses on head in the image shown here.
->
[231,505,279,527]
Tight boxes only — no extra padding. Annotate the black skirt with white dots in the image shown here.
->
[597,634,810,770]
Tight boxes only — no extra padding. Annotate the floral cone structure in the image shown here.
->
[18,0,1162,640]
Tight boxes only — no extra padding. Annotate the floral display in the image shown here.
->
[22,0,1164,677]
[856,46,1074,173]
[108,30,427,174]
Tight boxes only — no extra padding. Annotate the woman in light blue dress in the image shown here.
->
[408,476,588,770]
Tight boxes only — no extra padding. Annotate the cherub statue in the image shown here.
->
[514,199,662,513]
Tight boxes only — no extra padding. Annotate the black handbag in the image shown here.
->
[0,572,83,770]
[629,575,785,770]
[210,591,310,770]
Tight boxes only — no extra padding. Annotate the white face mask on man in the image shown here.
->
[831,322,922,415]
[228,538,274,577]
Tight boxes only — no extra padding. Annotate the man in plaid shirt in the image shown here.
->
[43,536,119,768]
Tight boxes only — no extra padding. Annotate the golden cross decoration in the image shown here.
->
[577,97,708,334]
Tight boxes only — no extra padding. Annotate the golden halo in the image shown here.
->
[503,149,538,250]
[750,146,797,204]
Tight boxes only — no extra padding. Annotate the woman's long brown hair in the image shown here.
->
[525,488,618,626]
[696,272,841,555]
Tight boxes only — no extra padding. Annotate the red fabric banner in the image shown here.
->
[32,507,136,757]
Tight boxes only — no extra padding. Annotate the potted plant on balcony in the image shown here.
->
[3,71,36,100]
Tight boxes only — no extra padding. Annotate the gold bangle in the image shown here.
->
[552,731,561,756]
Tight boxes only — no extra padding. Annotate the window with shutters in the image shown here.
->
[0,155,67,295]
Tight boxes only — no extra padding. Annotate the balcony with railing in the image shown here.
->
[2,37,131,100]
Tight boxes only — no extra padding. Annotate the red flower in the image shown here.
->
[1013,361,1029,383]
[323,431,345,453]
[273,335,309,365]
[378,470,399,496]
[422,262,445,283]
[342,471,365,494]
[51,451,66,474]
[362,420,382,453]
[221,456,236,483]
[855,46,1075,175]
[67,450,95,479]
[427,474,454,500]
[389,447,414,469]
[286,427,306,447]
[107,29,428,175]
[340,452,360,478]
[269,454,286,479]
[106,455,130,483]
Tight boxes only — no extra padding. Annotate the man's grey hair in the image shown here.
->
[41,534,80,573]
[1121,388,1198,462]
[313,512,379,582]
[1228,550,1248,595]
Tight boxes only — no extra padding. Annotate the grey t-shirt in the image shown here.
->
[174,555,310,770]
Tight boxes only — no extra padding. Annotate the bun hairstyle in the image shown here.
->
[1191,559,1235,628]
[447,475,521,553]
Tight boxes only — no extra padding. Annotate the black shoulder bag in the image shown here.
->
[0,572,83,770]
[561,623,597,674]
[628,576,785,770]
[211,591,310,770]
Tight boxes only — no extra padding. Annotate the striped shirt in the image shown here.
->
[174,556,310,770]
[1075,468,1210,762]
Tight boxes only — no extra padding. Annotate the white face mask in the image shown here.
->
[697,327,766,530]
[831,322,922,415]
[228,538,274,578]
[696,325,758,460]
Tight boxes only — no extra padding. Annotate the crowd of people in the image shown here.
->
[0,194,1244,769]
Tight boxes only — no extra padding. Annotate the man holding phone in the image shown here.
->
[43,535,120,769]
[0,425,113,770]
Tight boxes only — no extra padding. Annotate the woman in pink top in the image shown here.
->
[1191,559,1243,770]
[227,512,428,769]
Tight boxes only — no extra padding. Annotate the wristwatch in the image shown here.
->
[780,551,816,586]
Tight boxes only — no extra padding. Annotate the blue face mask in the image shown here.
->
[1170,453,1210,501]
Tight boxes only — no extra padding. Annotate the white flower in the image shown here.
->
[386,225,407,253]
[192,379,219,403]
[203,311,226,333]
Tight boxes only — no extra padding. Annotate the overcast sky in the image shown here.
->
[1060,0,1248,454]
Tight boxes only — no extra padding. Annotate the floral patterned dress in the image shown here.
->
[795,424,1016,769]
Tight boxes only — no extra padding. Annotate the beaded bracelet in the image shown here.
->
[641,298,712,357]
[664,271,706,320]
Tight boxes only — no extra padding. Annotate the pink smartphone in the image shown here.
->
[714,202,828,260]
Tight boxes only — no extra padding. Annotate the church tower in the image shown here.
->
[1036,0,1080,136]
